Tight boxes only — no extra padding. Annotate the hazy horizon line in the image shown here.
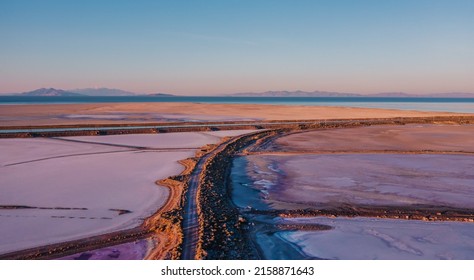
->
[1,87,474,96]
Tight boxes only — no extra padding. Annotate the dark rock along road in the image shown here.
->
[181,138,233,260]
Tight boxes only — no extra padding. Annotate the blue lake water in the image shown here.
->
[1,96,474,113]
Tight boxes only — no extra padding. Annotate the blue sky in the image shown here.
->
[1,0,473,95]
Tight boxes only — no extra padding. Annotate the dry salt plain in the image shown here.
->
[2,121,474,260]
[231,124,474,259]
[0,130,254,257]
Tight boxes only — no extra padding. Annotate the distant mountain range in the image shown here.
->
[18,88,84,97]
[230,90,360,97]
[230,90,474,98]
[5,88,474,97]
[12,88,174,97]
[70,88,137,96]
[147,93,175,97]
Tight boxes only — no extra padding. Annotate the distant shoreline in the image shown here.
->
[2,96,474,114]
[2,95,474,104]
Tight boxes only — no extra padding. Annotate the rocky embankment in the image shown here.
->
[196,130,282,259]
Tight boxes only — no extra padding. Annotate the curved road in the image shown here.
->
[181,137,239,260]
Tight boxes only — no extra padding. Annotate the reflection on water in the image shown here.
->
[230,156,280,211]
